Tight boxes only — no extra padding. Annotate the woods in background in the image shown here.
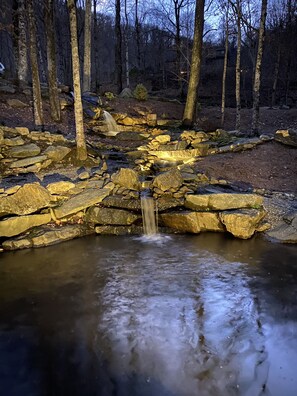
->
[0,0,296,133]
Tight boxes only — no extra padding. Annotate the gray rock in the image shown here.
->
[8,143,41,158]
[9,155,47,168]
[86,206,139,225]
[44,145,71,161]
[2,224,90,250]
[219,209,266,239]
[161,211,224,233]
[102,195,141,211]
[274,129,297,147]
[3,137,25,146]
[7,99,29,108]
[153,168,183,192]
[185,193,263,211]
[0,183,52,217]
[53,188,110,219]
[111,168,140,191]
[0,213,51,237]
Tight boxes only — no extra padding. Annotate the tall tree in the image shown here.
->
[67,0,87,161]
[221,2,230,127]
[182,0,205,126]
[27,0,44,128]
[92,0,100,91]
[251,0,268,135]
[83,0,91,92]
[234,0,242,131]
[45,0,61,122]
[17,0,28,86]
[124,0,130,88]
[115,0,123,93]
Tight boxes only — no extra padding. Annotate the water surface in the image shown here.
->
[0,234,297,396]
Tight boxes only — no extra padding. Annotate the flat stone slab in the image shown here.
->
[9,155,47,168]
[2,224,89,250]
[102,195,141,211]
[86,206,140,225]
[0,213,51,237]
[53,188,110,219]
[185,193,263,211]
[8,143,41,158]
[149,148,208,161]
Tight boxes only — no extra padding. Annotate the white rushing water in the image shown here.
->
[141,194,158,236]
[103,110,119,135]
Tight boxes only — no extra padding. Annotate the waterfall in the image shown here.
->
[103,110,119,135]
[141,192,158,236]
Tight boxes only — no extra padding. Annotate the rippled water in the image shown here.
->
[0,234,297,396]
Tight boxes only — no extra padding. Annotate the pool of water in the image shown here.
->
[0,233,297,396]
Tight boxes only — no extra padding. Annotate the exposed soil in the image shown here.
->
[1,92,296,195]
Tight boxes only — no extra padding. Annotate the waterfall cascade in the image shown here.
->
[103,111,119,136]
[141,191,158,236]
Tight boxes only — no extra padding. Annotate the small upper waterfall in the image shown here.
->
[141,192,158,236]
[103,110,119,135]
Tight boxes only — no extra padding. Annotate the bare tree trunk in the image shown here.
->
[27,0,44,128]
[135,0,141,72]
[284,0,293,106]
[83,0,91,92]
[115,0,123,94]
[235,0,241,131]
[67,0,87,161]
[124,0,130,87]
[17,0,28,86]
[271,45,280,107]
[93,0,100,91]
[221,6,229,127]
[251,0,267,135]
[45,0,61,122]
[182,0,205,127]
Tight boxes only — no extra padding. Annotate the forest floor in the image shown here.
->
[0,93,297,194]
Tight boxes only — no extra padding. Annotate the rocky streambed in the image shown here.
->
[0,123,296,251]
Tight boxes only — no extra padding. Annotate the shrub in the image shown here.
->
[133,84,148,101]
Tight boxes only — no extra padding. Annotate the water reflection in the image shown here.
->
[0,234,296,396]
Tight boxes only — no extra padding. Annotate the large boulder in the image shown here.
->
[111,168,140,191]
[0,183,52,217]
[153,168,183,192]
[274,129,297,147]
[53,188,110,219]
[185,193,263,211]
[86,206,139,225]
[161,211,224,233]
[219,209,266,239]
[0,213,51,237]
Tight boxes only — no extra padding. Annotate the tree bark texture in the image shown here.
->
[115,0,123,94]
[17,0,28,85]
[45,0,61,122]
[182,0,205,126]
[221,9,229,127]
[27,0,44,127]
[67,0,87,160]
[235,0,241,131]
[251,0,268,135]
[83,0,91,92]
[93,0,100,91]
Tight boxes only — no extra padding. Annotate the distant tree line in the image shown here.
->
[0,0,296,142]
